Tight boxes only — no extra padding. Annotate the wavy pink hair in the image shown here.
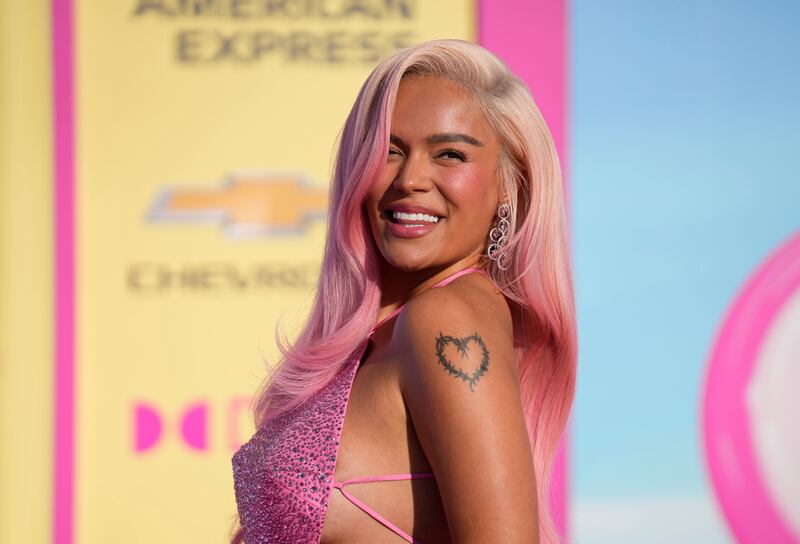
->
[231,38,577,544]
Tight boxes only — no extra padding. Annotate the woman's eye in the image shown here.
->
[439,149,467,161]
[387,148,467,161]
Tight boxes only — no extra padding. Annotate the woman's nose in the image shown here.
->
[392,153,433,192]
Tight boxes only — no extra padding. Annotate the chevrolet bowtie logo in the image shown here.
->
[146,172,329,238]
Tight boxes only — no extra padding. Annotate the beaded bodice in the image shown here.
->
[231,346,362,543]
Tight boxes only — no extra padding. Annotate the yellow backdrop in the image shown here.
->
[1,1,475,542]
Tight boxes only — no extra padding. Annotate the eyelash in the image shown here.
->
[388,148,468,161]
[440,148,468,161]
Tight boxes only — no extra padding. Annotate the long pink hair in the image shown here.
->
[230,38,577,544]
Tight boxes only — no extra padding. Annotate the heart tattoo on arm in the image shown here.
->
[434,332,490,392]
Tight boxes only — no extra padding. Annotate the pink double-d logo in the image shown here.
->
[133,400,209,452]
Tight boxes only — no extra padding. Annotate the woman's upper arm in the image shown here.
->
[395,286,539,544]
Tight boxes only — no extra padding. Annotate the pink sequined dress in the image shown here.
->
[232,266,489,543]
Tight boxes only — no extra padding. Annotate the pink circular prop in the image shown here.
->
[702,230,800,544]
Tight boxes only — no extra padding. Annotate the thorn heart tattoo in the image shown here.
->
[434,331,490,392]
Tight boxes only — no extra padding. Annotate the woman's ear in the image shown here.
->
[499,189,509,205]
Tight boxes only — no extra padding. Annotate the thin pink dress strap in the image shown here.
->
[332,472,435,543]
[368,266,489,337]
[430,265,489,287]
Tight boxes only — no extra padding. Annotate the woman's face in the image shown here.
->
[365,74,502,272]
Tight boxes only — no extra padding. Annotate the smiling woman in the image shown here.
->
[230,39,576,544]
[365,74,502,271]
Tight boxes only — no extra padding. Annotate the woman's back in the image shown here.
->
[232,266,509,543]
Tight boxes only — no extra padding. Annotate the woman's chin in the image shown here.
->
[380,247,441,272]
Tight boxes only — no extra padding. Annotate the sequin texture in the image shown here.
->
[231,342,366,544]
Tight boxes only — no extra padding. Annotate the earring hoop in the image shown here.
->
[487,202,512,270]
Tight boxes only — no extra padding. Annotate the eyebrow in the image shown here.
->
[390,132,485,148]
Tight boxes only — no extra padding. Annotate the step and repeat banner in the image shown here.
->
[2,1,798,544]
[68,3,476,543]
[0,1,569,543]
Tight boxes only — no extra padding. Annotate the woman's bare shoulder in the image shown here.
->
[392,269,515,389]
[400,271,512,346]
[389,271,538,541]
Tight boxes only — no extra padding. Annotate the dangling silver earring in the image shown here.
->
[487,202,512,270]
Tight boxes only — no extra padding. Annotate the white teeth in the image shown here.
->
[391,210,440,223]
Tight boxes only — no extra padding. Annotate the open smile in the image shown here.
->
[384,209,444,239]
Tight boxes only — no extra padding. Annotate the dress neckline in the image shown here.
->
[367,266,489,338]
